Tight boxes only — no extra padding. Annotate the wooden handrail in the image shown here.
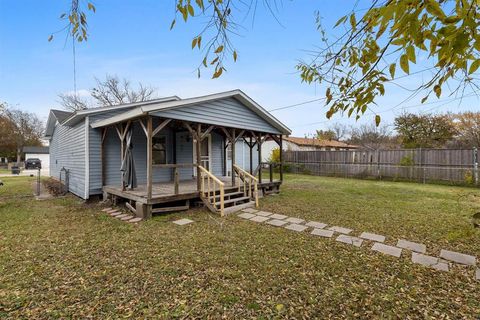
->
[198,165,225,216]
[233,164,259,208]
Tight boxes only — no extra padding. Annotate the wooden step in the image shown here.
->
[215,196,250,207]
[223,201,255,215]
[152,205,189,214]
[209,191,244,201]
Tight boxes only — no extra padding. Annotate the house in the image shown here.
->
[262,136,359,161]
[45,90,291,218]
[23,146,50,175]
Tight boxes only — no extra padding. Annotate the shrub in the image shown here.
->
[43,178,67,196]
[399,155,415,166]
[464,170,474,185]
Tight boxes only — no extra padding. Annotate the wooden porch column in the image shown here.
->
[196,124,202,191]
[258,133,263,183]
[279,134,284,182]
[249,136,253,175]
[231,129,236,187]
[146,116,153,200]
[101,127,107,187]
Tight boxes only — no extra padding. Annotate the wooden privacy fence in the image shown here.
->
[284,148,480,186]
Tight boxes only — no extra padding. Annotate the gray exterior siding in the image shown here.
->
[49,119,86,198]
[151,98,281,134]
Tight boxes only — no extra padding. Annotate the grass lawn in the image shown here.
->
[0,175,479,318]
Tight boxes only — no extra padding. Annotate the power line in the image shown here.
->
[290,91,479,128]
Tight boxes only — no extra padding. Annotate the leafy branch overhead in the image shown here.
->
[171,0,239,79]
[49,0,96,42]
[297,0,480,124]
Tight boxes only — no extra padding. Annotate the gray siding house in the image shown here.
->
[45,90,290,218]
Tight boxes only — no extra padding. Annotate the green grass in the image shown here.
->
[0,175,479,318]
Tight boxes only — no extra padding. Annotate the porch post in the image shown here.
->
[101,127,107,187]
[231,129,236,187]
[279,134,284,182]
[223,137,228,176]
[258,133,263,183]
[196,124,202,191]
[249,136,253,175]
[146,116,153,200]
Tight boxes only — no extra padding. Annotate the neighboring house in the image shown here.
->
[23,146,50,175]
[45,90,291,218]
[262,136,359,161]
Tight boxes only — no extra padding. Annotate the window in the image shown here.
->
[226,143,232,160]
[152,136,167,164]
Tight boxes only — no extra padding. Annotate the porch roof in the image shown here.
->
[90,90,291,135]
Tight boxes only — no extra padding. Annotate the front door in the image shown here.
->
[193,134,212,175]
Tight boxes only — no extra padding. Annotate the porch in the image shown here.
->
[92,94,288,218]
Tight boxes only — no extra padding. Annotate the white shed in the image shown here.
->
[23,146,50,175]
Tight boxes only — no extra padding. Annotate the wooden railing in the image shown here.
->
[256,162,281,183]
[233,164,259,208]
[198,165,225,216]
[153,163,196,195]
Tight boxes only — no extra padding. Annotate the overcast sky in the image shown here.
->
[1,1,479,137]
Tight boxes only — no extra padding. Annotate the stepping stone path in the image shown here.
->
[306,221,327,229]
[121,215,134,221]
[102,207,113,212]
[327,226,352,235]
[439,249,476,266]
[336,235,363,247]
[371,243,402,258]
[266,219,288,227]
[173,218,194,226]
[269,213,288,220]
[255,211,273,217]
[284,223,308,232]
[242,208,258,214]
[311,228,334,238]
[115,214,129,219]
[110,211,123,217]
[412,252,449,272]
[285,217,305,224]
[250,216,270,223]
[234,208,479,282]
[359,232,385,243]
[128,217,143,223]
[238,212,256,220]
[397,239,426,254]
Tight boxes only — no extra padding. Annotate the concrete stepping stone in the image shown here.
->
[397,239,426,254]
[327,226,353,234]
[121,215,134,221]
[284,223,308,232]
[238,212,256,220]
[173,218,194,226]
[266,219,288,227]
[255,211,273,217]
[128,217,143,223]
[250,215,270,223]
[109,211,122,217]
[371,243,402,258]
[336,235,363,247]
[412,252,449,272]
[359,232,385,243]
[269,213,288,220]
[306,221,327,229]
[311,228,334,238]
[242,208,258,214]
[476,268,480,281]
[285,217,305,224]
[106,209,118,214]
[101,207,113,212]
[439,249,476,266]
[115,214,129,219]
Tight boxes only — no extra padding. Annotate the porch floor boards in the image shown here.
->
[103,177,281,205]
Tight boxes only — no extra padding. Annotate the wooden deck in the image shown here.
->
[103,177,281,205]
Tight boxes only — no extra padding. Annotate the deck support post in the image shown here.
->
[101,127,107,187]
[196,124,202,191]
[257,133,263,183]
[249,136,253,175]
[279,135,284,182]
[231,129,236,187]
[146,116,153,201]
